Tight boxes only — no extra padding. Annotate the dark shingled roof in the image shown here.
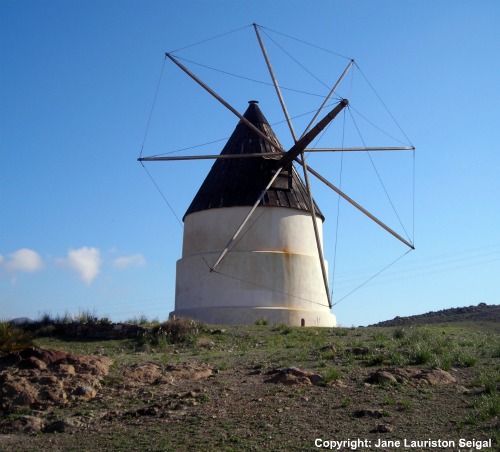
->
[183,101,325,221]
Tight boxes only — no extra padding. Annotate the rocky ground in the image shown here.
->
[0,311,498,451]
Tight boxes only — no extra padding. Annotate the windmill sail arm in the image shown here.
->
[210,167,284,272]
[137,147,413,162]
[305,146,415,152]
[280,99,348,167]
[299,151,332,308]
[138,152,284,162]
[300,59,354,139]
[253,23,297,142]
[296,158,415,250]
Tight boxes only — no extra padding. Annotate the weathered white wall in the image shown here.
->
[171,206,337,327]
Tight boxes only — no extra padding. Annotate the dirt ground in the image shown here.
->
[0,320,498,451]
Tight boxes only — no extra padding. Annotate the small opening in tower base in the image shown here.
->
[301,318,305,327]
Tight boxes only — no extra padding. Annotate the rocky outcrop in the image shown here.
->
[0,347,112,413]
[264,367,324,386]
[365,367,457,386]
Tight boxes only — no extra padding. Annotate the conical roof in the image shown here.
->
[183,101,324,221]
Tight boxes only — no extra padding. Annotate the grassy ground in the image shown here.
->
[1,320,499,451]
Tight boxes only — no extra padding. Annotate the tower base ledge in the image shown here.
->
[169,306,336,327]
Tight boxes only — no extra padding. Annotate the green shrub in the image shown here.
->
[341,398,351,408]
[37,308,102,325]
[367,352,387,366]
[383,396,397,405]
[37,311,54,325]
[321,349,336,360]
[272,323,293,335]
[332,328,349,337]
[322,367,341,384]
[55,312,74,324]
[476,390,500,421]
[410,342,433,365]
[146,317,206,346]
[387,351,406,367]
[126,314,158,325]
[393,327,406,340]
[453,351,477,367]
[400,399,412,411]
[0,322,34,353]
[371,331,389,347]
[73,308,99,324]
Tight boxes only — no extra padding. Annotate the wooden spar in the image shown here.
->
[138,153,283,162]
[295,157,415,250]
[137,146,414,162]
[253,23,297,142]
[165,53,284,154]
[304,146,415,152]
[280,99,349,167]
[210,168,284,272]
[300,60,354,139]
[299,150,332,308]
[253,23,342,308]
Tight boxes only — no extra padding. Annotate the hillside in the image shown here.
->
[371,303,500,331]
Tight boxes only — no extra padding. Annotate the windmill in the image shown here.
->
[138,24,415,327]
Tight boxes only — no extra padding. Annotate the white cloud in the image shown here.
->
[61,247,101,284]
[112,253,146,269]
[4,248,43,273]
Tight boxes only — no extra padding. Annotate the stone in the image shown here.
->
[374,423,394,433]
[19,356,47,370]
[365,368,457,386]
[18,347,70,365]
[39,383,68,405]
[416,368,457,385]
[354,409,384,418]
[123,363,163,384]
[351,347,370,356]
[0,378,40,409]
[166,363,213,381]
[0,415,44,434]
[43,419,70,433]
[69,355,112,376]
[43,417,88,433]
[134,406,160,416]
[319,344,336,352]
[57,364,76,376]
[265,367,324,386]
[365,370,398,385]
[73,385,97,399]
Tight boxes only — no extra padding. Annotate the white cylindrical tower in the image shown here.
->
[170,101,336,327]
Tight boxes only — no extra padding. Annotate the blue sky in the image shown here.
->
[1,0,499,326]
